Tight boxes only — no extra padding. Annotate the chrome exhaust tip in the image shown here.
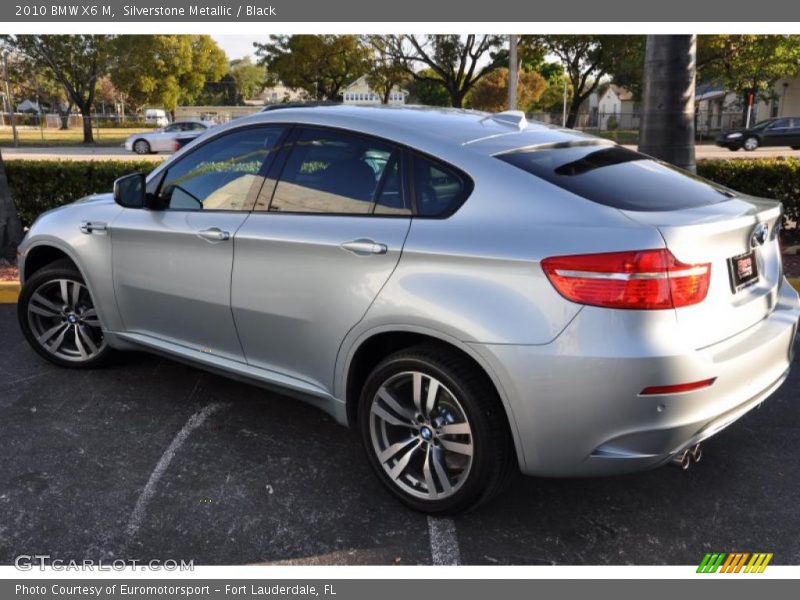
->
[671,449,691,470]
[690,443,703,464]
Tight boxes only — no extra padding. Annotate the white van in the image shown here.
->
[144,109,169,127]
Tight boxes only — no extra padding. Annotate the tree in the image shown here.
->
[521,35,642,128]
[697,35,800,124]
[230,57,265,102]
[363,35,411,104]
[5,52,72,129]
[406,69,450,106]
[2,35,115,143]
[255,35,369,101]
[467,68,547,113]
[381,35,508,108]
[639,35,697,172]
[110,35,228,115]
[0,150,23,260]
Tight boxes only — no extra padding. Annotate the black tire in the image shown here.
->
[743,136,759,151]
[17,259,111,369]
[727,146,740,152]
[133,139,151,154]
[791,146,800,150]
[358,343,515,515]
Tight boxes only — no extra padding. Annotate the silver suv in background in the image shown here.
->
[17,106,800,514]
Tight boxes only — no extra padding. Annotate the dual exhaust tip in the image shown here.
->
[671,443,703,470]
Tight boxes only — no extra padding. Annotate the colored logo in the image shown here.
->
[697,553,773,573]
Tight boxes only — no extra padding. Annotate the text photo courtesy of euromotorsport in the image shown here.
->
[16,584,333,597]
[121,4,277,17]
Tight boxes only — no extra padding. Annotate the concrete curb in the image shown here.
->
[3,279,800,305]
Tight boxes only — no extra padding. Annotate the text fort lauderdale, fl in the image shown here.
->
[123,5,277,17]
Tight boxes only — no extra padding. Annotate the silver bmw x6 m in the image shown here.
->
[17,106,800,514]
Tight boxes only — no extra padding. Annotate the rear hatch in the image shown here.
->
[494,141,783,347]
[622,197,782,348]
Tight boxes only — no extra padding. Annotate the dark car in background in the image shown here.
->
[716,117,800,151]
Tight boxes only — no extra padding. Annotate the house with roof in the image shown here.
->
[696,74,800,133]
[342,76,408,105]
[597,84,639,130]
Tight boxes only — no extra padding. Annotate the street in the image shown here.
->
[1,144,800,162]
[0,305,798,565]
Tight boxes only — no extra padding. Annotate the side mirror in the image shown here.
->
[113,173,146,209]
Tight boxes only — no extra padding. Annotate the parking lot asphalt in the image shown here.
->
[1,303,798,565]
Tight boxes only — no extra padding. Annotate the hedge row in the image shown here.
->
[5,160,156,228]
[697,158,800,225]
[5,157,800,229]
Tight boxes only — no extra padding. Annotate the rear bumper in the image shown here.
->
[470,277,800,477]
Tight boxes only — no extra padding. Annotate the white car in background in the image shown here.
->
[124,121,213,154]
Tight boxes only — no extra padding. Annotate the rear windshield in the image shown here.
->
[496,142,732,211]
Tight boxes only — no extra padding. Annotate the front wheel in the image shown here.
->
[133,139,151,154]
[743,136,759,151]
[358,344,515,515]
[17,259,111,368]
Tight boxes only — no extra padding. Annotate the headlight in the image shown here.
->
[726,132,743,139]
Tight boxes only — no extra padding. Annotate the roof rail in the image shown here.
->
[260,101,342,112]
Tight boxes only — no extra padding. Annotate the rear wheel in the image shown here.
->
[743,136,759,151]
[791,146,800,150]
[133,139,151,154]
[17,259,110,368]
[358,344,515,515]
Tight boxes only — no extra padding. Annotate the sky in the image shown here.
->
[212,35,260,61]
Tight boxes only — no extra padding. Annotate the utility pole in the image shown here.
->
[508,35,518,111]
[2,51,19,147]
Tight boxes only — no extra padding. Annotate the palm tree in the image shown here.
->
[638,35,697,172]
[0,149,23,260]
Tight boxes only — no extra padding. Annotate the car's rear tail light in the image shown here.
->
[541,249,710,310]
[640,378,716,395]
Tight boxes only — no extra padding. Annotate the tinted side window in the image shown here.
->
[157,126,285,211]
[270,128,396,214]
[412,154,468,217]
[768,118,791,129]
[497,143,732,212]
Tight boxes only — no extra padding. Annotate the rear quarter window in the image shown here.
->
[496,143,733,211]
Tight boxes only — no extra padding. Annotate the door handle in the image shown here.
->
[341,239,388,256]
[80,221,107,234]
[197,227,231,242]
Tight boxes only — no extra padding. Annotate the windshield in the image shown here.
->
[750,120,773,131]
[496,142,733,212]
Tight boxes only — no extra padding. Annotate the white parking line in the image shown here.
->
[427,516,461,565]
[125,402,224,537]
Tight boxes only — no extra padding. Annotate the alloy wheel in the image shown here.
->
[26,278,106,363]
[369,371,474,500]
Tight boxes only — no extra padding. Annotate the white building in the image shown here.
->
[754,75,800,122]
[597,84,639,130]
[696,74,800,133]
[342,76,408,105]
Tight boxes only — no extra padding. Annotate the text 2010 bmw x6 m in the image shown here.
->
[17,106,800,514]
